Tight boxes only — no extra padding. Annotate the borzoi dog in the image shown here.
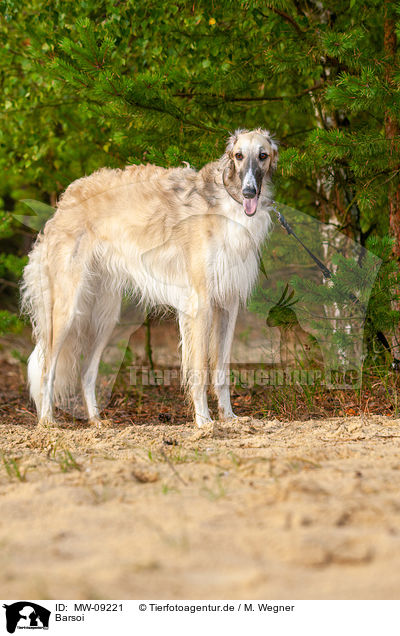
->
[21,129,278,427]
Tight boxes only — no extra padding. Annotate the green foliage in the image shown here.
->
[0,0,399,359]
[1,452,27,481]
[0,310,22,335]
[364,236,400,359]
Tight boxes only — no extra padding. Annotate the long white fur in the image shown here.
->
[21,129,277,427]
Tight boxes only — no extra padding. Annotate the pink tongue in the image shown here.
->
[243,195,258,216]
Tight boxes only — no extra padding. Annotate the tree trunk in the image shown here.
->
[144,313,154,371]
[384,2,400,358]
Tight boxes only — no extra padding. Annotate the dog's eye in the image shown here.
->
[259,152,269,161]
[235,152,243,160]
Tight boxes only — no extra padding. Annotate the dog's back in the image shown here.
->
[35,162,269,309]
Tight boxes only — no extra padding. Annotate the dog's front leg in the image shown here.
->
[210,298,239,420]
[178,295,212,427]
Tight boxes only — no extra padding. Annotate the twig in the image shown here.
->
[144,313,154,371]
[0,277,19,288]
[160,445,188,486]
[255,7,305,36]
[174,82,323,103]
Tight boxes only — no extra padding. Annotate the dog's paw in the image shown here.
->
[195,415,214,428]
[218,409,238,421]
[189,421,214,440]
[38,417,60,429]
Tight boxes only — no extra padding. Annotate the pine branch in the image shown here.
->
[174,81,323,102]
[255,7,305,36]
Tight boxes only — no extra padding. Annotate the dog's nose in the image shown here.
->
[242,187,257,199]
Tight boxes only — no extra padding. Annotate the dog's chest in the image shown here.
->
[209,217,262,302]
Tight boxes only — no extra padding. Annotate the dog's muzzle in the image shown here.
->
[242,188,259,216]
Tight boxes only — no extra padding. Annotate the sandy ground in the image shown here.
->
[0,415,400,600]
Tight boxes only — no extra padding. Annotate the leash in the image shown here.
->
[270,202,400,370]
[272,203,332,279]
[220,171,399,369]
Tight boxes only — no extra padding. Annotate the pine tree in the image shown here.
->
[0,0,399,356]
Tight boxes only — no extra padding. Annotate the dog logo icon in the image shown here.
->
[2,602,51,633]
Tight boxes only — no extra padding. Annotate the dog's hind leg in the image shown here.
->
[27,342,44,415]
[210,298,239,420]
[38,259,92,427]
[39,297,77,426]
[81,291,121,427]
[178,293,213,427]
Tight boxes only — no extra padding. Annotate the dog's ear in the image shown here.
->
[220,153,235,192]
[225,128,249,164]
[221,133,236,180]
[225,128,248,158]
[221,130,244,202]
[269,137,279,172]
[222,129,247,183]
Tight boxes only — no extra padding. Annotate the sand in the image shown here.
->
[0,415,400,600]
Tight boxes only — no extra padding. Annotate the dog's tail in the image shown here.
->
[21,235,81,414]
[21,235,52,412]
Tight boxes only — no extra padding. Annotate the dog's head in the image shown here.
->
[223,128,278,216]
